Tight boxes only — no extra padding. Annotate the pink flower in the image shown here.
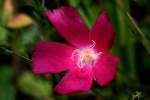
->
[32,6,119,95]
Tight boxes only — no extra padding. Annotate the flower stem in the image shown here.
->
[0,46,32,63]
[126,12,150,54]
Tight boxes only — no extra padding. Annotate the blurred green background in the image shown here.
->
[0,0,150,100]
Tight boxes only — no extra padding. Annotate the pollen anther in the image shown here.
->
[71,40,102,68]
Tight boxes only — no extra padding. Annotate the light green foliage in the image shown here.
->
[18,71,52,99]
[0,0,8,44]
[0,26,7,44]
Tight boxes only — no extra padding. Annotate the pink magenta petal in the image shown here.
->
[32,41,75,74]
[54,67,93,95]
[90,11,114,52]
[45,6,91,48]
[93,53,119,86]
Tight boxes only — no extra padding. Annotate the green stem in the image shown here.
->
[115,0,137,82]
[115,0,150,54]
[115,0,129,46]
[126,12,150,54]
[0,46,32,63]
[78,8,91,28]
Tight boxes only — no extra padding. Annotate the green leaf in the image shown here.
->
[0,67,16,100]
[69,0,80,7]
[17,71,52,99]
[0,26,8,44]
[126,12,150,54]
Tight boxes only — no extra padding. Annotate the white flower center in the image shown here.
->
[71,41,102,68]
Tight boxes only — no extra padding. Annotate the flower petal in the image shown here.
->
[54,67,93,95]
[32,41,75,74]
[45,6,90,48]
[90,11,114,51]
[93,53,119,86]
